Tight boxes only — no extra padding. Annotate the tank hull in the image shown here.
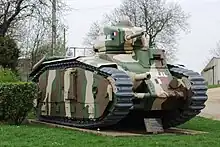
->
[31,57,134,128]
[30,54,208,129]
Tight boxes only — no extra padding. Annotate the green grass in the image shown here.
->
[0,117,220,147]
[208,84,220,89]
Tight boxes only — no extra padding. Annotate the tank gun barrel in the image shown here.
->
[125,31,145,40]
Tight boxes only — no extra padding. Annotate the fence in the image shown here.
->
[66,47,95,57]
[18,46,94,82]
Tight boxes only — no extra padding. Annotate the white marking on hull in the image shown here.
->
[43,70,56,115]
[107,84,113,101]
[157,79,162,85]
[64,69,72,117]
[146,64,168,110]
[84,71,95,119]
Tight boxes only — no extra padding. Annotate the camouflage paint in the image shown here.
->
[44,70,56,115]
[64,69,72,117]
[84,70,95,118]
[37,66,112,119]
[91,18,184,111]
[35,17,190,119]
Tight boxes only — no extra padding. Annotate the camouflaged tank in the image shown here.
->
[29,17,208,130]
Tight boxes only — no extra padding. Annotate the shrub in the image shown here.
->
[0,67,20,83]
[0,82,38,125]
[0,36,20,71]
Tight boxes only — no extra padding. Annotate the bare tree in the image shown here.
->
[210,41,220,57]
[4,0,69,69]
[83,21,102,46]
[18,15,67,69]
[0,0,68,36]
[83,0,190,62]
[203,40,220,66]
[0,0,45,36]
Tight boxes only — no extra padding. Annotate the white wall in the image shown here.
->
[202,58,220,85]
[217,59,220,84]
[203,69,214,85]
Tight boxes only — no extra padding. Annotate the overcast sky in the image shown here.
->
[63,0,220,73]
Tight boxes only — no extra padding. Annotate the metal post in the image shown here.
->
[64,27,66,53]
[51,0,57,56]
[212,66,215,85]
[74,47,76,57]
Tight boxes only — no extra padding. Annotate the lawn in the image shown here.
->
[0,117,220,147]
[208,84,220,89]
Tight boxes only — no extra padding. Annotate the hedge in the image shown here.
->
[0,82,38,125]
[0,67,20,83]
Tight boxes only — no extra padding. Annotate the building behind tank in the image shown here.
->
[201,57,220,85]
[17,56,31,81]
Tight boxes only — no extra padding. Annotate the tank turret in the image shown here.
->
[93,17,149,53]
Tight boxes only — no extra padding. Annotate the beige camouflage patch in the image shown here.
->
[64,68,73,117]
[107,77,118,93]
[42,70,56,115]
[113,54,138,63]
[84,70,95,119]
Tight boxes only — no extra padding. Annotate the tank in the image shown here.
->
[29,17,208,130]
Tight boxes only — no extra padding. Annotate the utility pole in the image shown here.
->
[74,47,76,57]
[64,27,66,53]
[51,0,57,56]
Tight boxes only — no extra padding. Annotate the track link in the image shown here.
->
[30,58,134,129]
[162,64,208,128]
[114,65,208,130]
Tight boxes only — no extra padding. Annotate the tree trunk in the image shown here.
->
[0,22,10,37]
[148,35,153,48]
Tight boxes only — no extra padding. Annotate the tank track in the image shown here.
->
[30,58,134,129]
[114,65,208,130]
[162,64,208,128]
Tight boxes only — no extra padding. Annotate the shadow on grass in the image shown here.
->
[24,108,220,135]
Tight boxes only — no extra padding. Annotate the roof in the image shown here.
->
[202,57,220,73]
